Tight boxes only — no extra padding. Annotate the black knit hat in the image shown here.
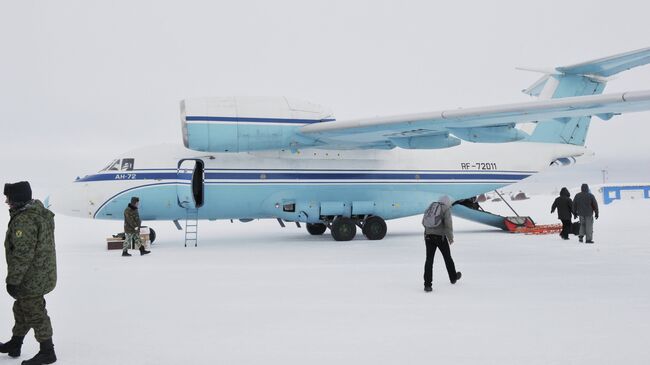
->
[130,197,140,204]
[4,181,32,203]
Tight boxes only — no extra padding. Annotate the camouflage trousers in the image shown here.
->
[123,232,143,251]
[12,296,53,342]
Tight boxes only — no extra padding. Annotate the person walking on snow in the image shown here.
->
[123,197,150,257]
[551,187,574,240]
[1,181,57,365]
[422,195,462,292]
[573,183,599,244]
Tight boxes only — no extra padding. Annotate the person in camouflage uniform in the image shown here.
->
[1,181,57,365]
[123,197,150,257]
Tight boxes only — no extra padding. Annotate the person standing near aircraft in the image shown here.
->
[123,197,150,256]
[422,195,462,292]
[573,183,599,244]
[551,187,574,240]
[1,182,58,364]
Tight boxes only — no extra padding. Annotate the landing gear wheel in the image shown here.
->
[362,216,387,240]
[330,217,357,241]
[306,223,327,235]
[149,228,156,244]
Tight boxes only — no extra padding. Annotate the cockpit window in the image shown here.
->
[101,160,120,171]
[121,158,134,171]
[101,158,135,172]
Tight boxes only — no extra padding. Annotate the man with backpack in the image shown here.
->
[422,195,462,292]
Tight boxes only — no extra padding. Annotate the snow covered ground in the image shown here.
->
[1,195,649,365]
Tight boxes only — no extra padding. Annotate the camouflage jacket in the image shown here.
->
[123,205,141,234]
[4,200,57,297]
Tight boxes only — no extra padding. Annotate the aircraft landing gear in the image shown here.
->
[362,216,387,240]
[314,215,388,241]
[330,217,357,241]
[306,223,327,235]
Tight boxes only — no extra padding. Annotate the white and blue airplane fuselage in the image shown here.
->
[59,141,581,221]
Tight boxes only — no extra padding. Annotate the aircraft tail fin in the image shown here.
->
[524,47,650,145]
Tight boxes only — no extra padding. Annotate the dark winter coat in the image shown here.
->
[573,184,599,217]
[551,188,574,220]
[4,200,57,298]
[124,204,141,234]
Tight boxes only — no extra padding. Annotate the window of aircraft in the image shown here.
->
[101,158,135,172]
[121,158,135,171]
[101,160,120,171]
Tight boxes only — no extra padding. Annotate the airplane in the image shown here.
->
[53,47,650,242]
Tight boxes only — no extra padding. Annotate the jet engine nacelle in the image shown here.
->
[181,96,334,152]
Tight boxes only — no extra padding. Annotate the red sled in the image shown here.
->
[503,216,535,232]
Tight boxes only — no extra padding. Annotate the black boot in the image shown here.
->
[0,335,24,358]
[452,272,462,284]
[139,246,151,255]
[22,338,56,365]
[122,249,131,257]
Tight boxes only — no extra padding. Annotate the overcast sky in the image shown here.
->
[1,0,649,192]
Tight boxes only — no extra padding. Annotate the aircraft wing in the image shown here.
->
[299,90,650,149]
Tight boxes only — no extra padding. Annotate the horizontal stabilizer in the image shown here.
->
[557,47,650,77]
[524,47,650,145]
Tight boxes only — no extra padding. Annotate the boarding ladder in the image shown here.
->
[184,208,199,247]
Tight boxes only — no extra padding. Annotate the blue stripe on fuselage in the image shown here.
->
[76,170,532,182]
[204,172,529,180]
[130,168,538,173]
[77,172,181,182]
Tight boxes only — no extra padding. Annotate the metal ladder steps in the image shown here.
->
[184,208,199,247]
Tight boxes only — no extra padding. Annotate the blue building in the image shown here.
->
[599,184,650,205]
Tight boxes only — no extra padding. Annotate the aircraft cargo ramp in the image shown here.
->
[451,199,561,234]
[451,203,511,230]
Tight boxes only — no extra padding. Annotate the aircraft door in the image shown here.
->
[177,159,205,209]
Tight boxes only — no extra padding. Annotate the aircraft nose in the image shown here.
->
[48,183,95,218]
